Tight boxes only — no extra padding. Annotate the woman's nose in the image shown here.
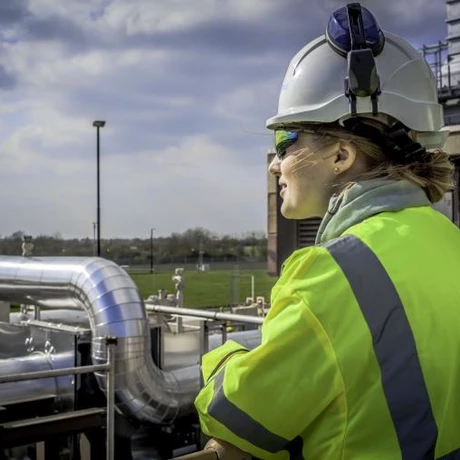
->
[268,155,281,175]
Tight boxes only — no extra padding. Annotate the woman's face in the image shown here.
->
[269,132,342,219]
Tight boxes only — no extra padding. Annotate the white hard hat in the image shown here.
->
[266,3,447,149]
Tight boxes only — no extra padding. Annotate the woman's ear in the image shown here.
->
[332,141,357,175]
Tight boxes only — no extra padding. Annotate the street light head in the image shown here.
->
[93,120,106,128]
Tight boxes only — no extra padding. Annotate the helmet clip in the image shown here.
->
[344,3,381,116]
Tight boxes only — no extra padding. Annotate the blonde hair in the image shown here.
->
[289,121,454,203]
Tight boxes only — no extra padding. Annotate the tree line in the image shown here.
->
[0,228,267,266]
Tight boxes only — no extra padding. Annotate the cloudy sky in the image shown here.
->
[0,0,448,238]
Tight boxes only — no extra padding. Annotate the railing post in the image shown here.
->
[199,321,209,389]
[220,323,227,345]
[105,336,118,460]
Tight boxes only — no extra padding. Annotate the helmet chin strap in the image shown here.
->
[343,3,381,117]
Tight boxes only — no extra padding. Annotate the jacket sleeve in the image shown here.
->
[194,274,344,459]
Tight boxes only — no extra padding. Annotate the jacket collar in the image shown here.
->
[315,179,431,244]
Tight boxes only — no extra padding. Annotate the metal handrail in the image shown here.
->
[0,336,118,460]
[0,363,109,384]
[173,450,217,459]
[145,304,264,325]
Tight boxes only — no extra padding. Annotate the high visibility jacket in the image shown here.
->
[194,205,460,459]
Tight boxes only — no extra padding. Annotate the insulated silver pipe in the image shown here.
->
[0,257,194,424]
[0,257,263,424]
[0,351,75,408]
[10,309,91,327]
[0,323,30,359]
[209,329,261,351]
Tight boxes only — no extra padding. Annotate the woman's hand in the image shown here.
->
[205,438,252,460]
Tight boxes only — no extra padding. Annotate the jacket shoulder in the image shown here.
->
[273,245,341,304]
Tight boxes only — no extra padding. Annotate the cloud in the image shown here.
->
[0,0,449,238]
[0,64,16,89]
[0,131,266,238]
[0,0,30,25]
[102,0,282,35]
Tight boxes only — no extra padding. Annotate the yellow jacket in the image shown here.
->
[195,182,460,459]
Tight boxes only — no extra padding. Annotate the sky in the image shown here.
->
[0,0,448,238]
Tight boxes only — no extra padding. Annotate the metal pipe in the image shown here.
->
[0,257,205,424]
[19,319,91,335]
[209,329,261,351]
[0,363,110,384]
[10,309,91,326]
[145,304,264,325]
[0,323,31,359]
[30,299,82,309]
[0,351,75,407]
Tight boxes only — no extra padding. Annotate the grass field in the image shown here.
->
[130,268,277,308]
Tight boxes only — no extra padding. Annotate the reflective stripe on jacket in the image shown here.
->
[194,205,460,459]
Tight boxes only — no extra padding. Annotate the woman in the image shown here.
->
[195,4,460,459]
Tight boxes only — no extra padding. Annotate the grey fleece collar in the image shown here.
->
[315,179,431,244]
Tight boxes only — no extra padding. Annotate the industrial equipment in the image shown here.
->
[0,256,262,460]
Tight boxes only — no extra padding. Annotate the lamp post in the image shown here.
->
[92,222,97,256]
[150,228,155,274]
[92,120,106,257]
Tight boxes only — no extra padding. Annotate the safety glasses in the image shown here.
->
[274,130,299,159]
[275,128,319,159]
